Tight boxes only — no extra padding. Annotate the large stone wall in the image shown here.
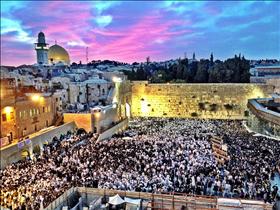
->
[131,81,273,119]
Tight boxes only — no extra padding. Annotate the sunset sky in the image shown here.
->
[1,1,279,66]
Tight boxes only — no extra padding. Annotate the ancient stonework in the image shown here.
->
[131,81,273,119]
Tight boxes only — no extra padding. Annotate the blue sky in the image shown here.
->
[1,1,279,66]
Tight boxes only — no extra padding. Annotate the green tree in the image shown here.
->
[189,61,198,82]
[209,62,224,82]
[194,59,209,82]
[176,61,184,80]
[136,65,147,80]
[210,53,214,66]
[240,56,250,82]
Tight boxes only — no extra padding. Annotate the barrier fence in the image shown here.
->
[76,188,273,210]
[210,136,229,164]
[44,187,76,210]
[44,187,273,210]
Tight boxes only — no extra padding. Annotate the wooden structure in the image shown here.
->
[210,136,229,164]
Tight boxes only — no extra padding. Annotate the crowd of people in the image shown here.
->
[1,118,280,209]
[1,132,98,209]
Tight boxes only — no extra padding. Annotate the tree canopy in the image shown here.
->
[123,54,251,83]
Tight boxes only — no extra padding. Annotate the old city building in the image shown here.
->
[0,78,55,146]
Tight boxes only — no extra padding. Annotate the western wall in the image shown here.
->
[131,81,273,119]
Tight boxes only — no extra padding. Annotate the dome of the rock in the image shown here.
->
[48,44,70,65]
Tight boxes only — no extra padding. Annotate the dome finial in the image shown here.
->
[55,40,57,45]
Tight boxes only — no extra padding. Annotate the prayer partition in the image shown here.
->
[210,136,229,164]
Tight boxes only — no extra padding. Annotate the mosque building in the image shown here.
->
[34,32,70,66]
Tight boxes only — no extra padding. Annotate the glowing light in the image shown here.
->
[112,77,122,83]
[251,87,265,99]
[140,100,149,114]
[31,94,40,102]
[113,96,118,103]
[125,103,131,118]
[3,106,13,113]
[3,106,14,121]
[95,112,101,118]
[112,103,117,108]
[39,96,45,103]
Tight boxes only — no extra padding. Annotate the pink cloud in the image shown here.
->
[91,28,125,37]
[1,44,35,66]
[84,14,193,63]
[1,3,194,65]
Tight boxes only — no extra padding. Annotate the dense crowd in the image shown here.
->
[1,118,280,209]
[1,132,98,209]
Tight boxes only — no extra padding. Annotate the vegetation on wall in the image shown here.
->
[198,102,206,110]
[224,104,234,110]
[191,112,198,117]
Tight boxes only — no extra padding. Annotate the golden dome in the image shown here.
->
[48,44,70,65]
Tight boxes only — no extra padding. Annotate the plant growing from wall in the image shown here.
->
[191,112,198,117]
[224,104,233,110]
[210,103,218,112]
[198,102,206,110]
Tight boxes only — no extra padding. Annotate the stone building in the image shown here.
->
[0,78,55,146]
[0,78,17,145]
[84,78,112,103]
[63,79,132,134]
[250,65,280,83]
[68,78,112,104]
[68,83,86,104]
[15,93,54,138]
[52,89,68,114]
[91,104,119,133]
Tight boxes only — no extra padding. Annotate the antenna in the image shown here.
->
[86,47,89,64]
[184,52,187,59]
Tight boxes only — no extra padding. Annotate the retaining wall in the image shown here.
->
[131,82,273,119]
